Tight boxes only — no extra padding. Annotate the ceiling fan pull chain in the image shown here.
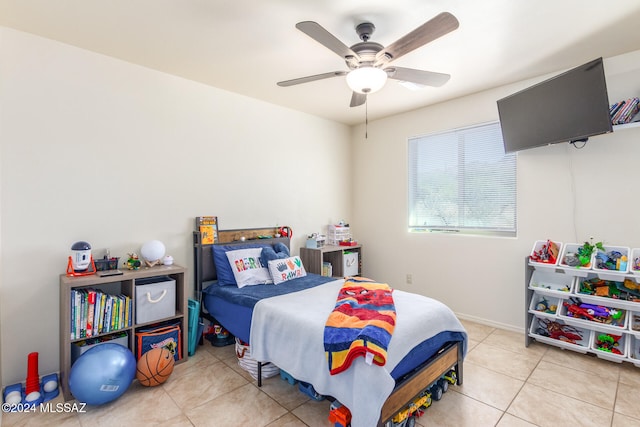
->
[365,97,369,139]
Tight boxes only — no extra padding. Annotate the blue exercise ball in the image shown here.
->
[69,343,136,405]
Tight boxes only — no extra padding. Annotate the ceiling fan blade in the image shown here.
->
[296,21,360,60]
[350,92,367,107]
[386,67,450,87]
[277,71,347,87]
[376,12,459,65]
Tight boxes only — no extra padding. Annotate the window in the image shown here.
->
[408,122,516,236]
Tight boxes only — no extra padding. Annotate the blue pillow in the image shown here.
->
[213,244,271,286]
[260,243,290,268]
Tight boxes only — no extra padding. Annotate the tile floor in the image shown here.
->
[3,319,640,426]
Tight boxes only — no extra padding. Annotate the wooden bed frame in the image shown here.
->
[193,227,464,427]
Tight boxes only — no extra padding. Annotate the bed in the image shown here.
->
[193,227,467,427]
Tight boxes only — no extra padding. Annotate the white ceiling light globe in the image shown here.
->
[140,240,166,264]
[346,67,388,94]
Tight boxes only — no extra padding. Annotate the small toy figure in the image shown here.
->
[126,253,141,270]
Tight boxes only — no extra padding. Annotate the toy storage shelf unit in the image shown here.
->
[300,244,362,278]
[525,252,640,366]
[59,264,188,401]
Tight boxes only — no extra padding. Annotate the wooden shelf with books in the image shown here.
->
[59,264,188,401]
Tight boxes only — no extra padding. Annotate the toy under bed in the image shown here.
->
[202,274,465,381]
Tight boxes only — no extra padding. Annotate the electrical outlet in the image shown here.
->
[406,274,412,284]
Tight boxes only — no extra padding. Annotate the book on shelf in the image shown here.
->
[196,216,218,245]
[70,289,131,339]
[86,290,96,338]
[610,97,640,125]
[322,262,333,277]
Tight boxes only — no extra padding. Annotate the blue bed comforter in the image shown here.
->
[202,273,335,308]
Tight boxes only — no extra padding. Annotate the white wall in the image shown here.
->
[351,50,640,330]
[0,27,352,385]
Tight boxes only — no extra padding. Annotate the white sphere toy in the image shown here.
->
[5,391,21,404]
[140,240,166,267]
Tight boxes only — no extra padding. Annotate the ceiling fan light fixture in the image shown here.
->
[346,67,387,94]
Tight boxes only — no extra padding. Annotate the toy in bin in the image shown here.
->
[530,239,559,264]
[595,333,623,355]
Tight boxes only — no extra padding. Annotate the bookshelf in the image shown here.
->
[300,244,362,278]
[59,264,188,401]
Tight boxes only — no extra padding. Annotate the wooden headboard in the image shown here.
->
[192,227,290,300]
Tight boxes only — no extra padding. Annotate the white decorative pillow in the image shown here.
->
[268,256,307,285]
[225,248,273,288]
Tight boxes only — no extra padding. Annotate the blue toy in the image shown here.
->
[68,343,136,405]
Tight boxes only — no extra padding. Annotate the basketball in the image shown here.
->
[136,348,175,387]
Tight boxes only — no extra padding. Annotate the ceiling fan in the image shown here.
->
[277,12,459,107]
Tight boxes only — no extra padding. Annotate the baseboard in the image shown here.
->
[454,312,525,334]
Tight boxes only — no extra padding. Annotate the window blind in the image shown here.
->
[408,122,517,236]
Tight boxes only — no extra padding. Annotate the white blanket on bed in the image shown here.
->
[249,279,467,427]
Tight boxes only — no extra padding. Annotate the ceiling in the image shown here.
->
[2,1,640,126]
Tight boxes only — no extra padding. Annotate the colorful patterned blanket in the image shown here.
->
[324,277,396,375]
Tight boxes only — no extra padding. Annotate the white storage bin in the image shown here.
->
[592,245,630,280]
[628,334,640,366]
[528,269,573,296]
[558,298,627,330]
[529,293,560,318]
[590,331,627,362]
[630,311,640,333]
[529,316,590,352]
[628,248,640,275]
[136,276,176,324]
[343,251,359,277]
[529,240,562,266]
[558,243,592,275]
[327,225,351,245]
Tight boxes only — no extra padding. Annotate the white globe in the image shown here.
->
[140,240,166,263]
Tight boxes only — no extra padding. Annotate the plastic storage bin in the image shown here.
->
[558,243,593,275]
[592,245,630,280]
[558,298,627,330]
[528,269,573,296]
[529,316,590,352]
[343,251,359,277]
[327,225,351,246]
[629,334,640,367]
[529,240,562,267]
[630,248,640,275]
[529,294,560,318]
[590,331,627,362]
[135,276,176,324]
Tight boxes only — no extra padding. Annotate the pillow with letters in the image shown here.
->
[268,256,307,285]
[213,244,270,286]
[225,248,273,288]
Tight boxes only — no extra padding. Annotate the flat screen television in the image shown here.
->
[497,57,612,154]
